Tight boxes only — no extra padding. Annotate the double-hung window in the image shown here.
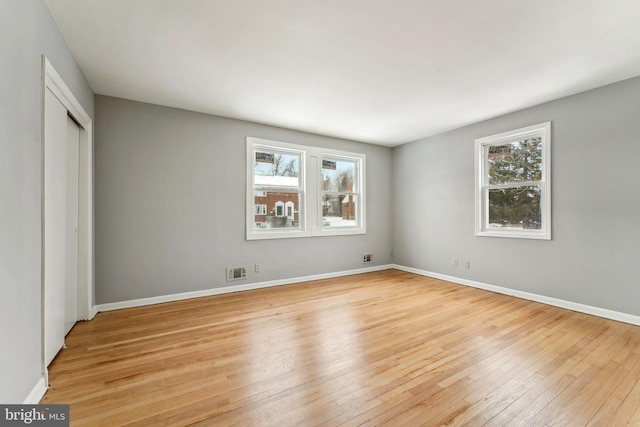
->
[248,140,305,238]
[246,137,365,240]
[320,156,361,229]
[475,122,551,239]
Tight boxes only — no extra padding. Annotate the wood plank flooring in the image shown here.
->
[42,269,640,426]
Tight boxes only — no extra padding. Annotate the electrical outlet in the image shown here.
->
[452,258,459,267]
[464,260,470,269]
[363,254,373,263]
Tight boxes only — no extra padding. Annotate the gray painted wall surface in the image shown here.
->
[94,96,393,304]
[393,76,640,316]
[4,0,638,404]
[0,0,94,402]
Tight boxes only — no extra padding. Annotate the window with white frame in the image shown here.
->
[475,122,551,240]
[247,137,365,240]
[320,157,360,229]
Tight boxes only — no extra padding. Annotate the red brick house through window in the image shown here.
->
[254,175,299,228]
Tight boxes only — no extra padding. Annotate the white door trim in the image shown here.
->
[65,115,80,335]
[41,56,94,383]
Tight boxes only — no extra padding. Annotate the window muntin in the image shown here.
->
[247,137,365,240]
[475,122,551,239]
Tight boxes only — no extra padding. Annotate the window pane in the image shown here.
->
[247,137,365,239]
[488,186,541,229]
[254,191,301,229]
[322,194,358,227]
[254,150,300,187]
[321,159,357,192]
[487,137,542,185]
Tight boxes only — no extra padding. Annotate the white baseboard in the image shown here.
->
[38,263,638,405]
[96,264,393,313]
[23,376,47,404]
[93,262,640,325]
[392,264,640,326]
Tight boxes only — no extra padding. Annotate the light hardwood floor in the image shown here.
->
[42,269,640,426]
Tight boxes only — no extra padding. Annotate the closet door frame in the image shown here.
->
[42,56,94,385]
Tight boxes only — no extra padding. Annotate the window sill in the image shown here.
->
[475,229,551,240]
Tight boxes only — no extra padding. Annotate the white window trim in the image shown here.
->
[474,122,551,240]
[246,137,365,240]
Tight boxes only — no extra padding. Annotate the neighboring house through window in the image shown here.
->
[246,137,366,240]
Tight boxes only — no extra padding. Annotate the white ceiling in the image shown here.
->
[44,0,640,146]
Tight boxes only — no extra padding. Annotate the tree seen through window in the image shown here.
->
[487,138,542,229]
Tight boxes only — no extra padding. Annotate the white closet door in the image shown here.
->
[65,116,80,335]
[44,88,68,366]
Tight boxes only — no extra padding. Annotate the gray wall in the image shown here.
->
[0,0,94,402]
[4,0,638,405]
[94,96,393,304]
[393,76,640,316]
